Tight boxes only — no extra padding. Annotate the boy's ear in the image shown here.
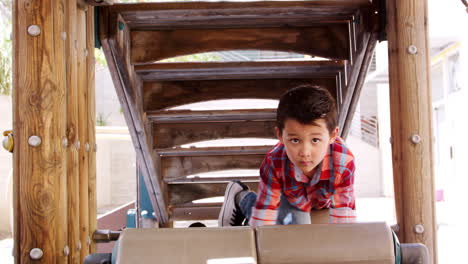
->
[329,127,339,144]
[275,127,284,143]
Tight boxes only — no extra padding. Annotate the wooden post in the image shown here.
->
[66,1,81,263]
[86,6,98,254]
[77,7,91,261]
[14,0,96,262]
[13,0,68,263]
[386,0,437,263]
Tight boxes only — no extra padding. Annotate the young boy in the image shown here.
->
[218,84,356,227]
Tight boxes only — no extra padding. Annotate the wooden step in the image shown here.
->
[149,109,277,148]
[168,182,259,206]
[139,61,346,111]
[157,145,272,180]
[105,1,371,63]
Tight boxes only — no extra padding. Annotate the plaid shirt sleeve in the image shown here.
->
[249,155,282,227]
[329,158,356,223]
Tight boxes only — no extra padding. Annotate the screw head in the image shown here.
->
[29,248,43,260]
[77,241,82,250]
[61,32,67,40]
[407,45,418,55]
[85,142,90,152]
[62,137,69,148]
[87,236,92,246]
[414,224,425,234]
[27,25,41,36]
[75,140,81,150]
[28,136,42,147]
[63,245,70,256]
[411,134,421,144]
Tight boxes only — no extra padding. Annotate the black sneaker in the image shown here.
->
[218,181,249,227]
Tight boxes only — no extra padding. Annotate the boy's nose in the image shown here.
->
[299,144,312,157]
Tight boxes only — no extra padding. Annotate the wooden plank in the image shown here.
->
[134,61,345,81]
[153,121,276,149]
[143,78,338,111]
[130,25,350,63]
[66,1,81,263]
[386,0,437,262]
[86,6,97,254]
[99,10,169,224]
[169,182,259,205]
[339,33,379,138]
[159,146,271,180]
[77,8,90,261]
[109,1,372,13]
[13,0,68,262]
[170,203,223,221]
[148,109,277,123]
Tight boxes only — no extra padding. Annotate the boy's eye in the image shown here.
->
[312,138,321,143]
[289,138,300,144]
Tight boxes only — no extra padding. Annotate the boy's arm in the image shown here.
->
[329,160,356,223]
[249,156,282,227]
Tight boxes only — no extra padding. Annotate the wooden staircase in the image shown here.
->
[98,0,384,226]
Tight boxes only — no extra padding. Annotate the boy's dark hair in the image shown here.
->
[276,84,337,134]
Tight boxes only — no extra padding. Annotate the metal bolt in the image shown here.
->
[84,49,89,57]
[27,25,41,37]
[61,32,67,40]
[28,136,42,147]
[414,224,425,234]
[87,236,92,246]
[85,142,90,152]
[407,45,418,55]
[29,248,43,260]
[94,143,98,152]
[411,134,421,144]
[75,140,81,150]
[77,241,82,250]
[63,245,70,256]
[62,137,69,148]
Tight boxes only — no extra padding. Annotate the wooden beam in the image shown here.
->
[77,8,90,261]
[170,203,223,221]
[109,1,372,14]
[130,25,350,63]
[159,146,271,180]
[13,0,68,262]
[86,6,97,254]
[166,176,259,185]
[169,182,259,205]
[339,33,378,138]
[143,78,338,111]
[99,10,169,224]
[150,110,277,148]
[135,61,345,81]
[386,0,437,262]
[65,0,81,262]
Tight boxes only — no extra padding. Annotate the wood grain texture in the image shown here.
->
[386,0,437,262]
[86,6,97,254]
[143,78,338,111]
[169,182,258,206]
[159,146,271,180]
[153,121,276,149]
[130,25,350,63]
[66,1,81,263]
[13,0,68,262]
[100,11,169,223]
[77,8,90,261]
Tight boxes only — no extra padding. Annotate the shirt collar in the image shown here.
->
[292,161,323,186]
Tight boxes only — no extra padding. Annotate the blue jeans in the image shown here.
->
[239,191,311,225]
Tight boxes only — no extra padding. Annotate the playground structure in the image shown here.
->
[7,0,437,263]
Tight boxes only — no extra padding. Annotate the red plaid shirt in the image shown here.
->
[250,137,356,226]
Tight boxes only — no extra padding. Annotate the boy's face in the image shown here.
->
[276,118,338,177]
